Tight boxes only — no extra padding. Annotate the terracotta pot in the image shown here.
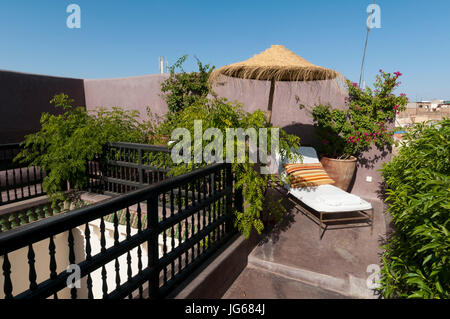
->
[320,156,357,192]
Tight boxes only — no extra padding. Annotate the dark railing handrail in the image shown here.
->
[108,142,170,153]
[0,162,226,255]
[92,142,173,195]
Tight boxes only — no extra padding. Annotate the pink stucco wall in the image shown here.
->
[211,76,348,146]
[84,74,169,121]
[0,70,85,144]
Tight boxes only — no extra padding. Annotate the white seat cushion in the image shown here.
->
[286,184,372,212]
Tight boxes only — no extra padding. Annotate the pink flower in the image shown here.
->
[379,69,383,73]
[394,71,403,77]
[352,82,358,87]
[364,132,369,136]
[400,93,406,97]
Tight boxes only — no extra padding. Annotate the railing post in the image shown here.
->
[99,144,108,192]
[2,253,13,299]
[225,164,235,234]
[147,192,159,299]
[138,148,144,186]
[235,186,243,214]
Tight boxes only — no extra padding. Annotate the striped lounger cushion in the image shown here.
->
[284,163,335,188]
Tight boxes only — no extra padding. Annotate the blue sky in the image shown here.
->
[0,0,448,101]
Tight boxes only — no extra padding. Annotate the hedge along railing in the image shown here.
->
[0,199,88,233]
[88,142,172,195]
[0,143,46,206]
[0,163,242,299]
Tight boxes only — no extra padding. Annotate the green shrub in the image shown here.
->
[158,56,301,237]
[15,94,147,203]
[161,55,214,116]
[156,97,301,238]
[379,118,450,298]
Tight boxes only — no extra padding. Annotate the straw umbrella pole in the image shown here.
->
[209,45,341,123]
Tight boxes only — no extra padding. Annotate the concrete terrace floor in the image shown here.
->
[223,188,387,299]
[223,265,349,299]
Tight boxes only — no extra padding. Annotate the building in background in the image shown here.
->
[395,99,450,128]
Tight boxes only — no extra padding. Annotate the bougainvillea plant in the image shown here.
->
[311,70,408,159]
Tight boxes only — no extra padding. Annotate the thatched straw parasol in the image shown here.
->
[209,45,342,123]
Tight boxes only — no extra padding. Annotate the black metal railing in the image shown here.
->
[88,142,172,195]
[0,163,242,299]
[0,144,46,206]
[0,142,170,207]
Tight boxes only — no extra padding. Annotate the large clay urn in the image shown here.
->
[320,156,357,192]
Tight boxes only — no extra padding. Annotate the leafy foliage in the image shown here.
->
[155,97,301,238]
[379,118,450,298]
[160,55,214,116]
[311,70,408,158]
[15,94,147,202]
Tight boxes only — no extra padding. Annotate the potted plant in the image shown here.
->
[311,70,408,191]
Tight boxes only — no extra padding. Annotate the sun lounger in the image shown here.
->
[274,147,373,238]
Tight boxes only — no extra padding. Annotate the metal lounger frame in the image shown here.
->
[273,181,374,239]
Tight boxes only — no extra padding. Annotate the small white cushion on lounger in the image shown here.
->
[286,184,372,213]
[295,146,320,164]
[275,146,320,175]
